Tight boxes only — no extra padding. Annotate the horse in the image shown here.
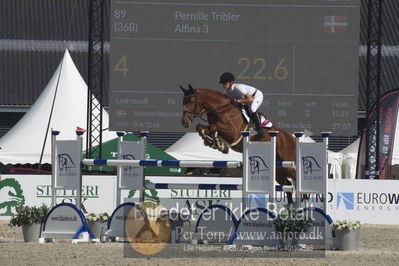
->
[180,85,296,202]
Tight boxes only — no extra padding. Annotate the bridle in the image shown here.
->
[182,94,236,122]
[182,94,203,119]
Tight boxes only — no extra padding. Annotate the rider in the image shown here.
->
[219,72,264,136]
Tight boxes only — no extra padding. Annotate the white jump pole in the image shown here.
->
[75,130,84,209]
[242,131,250,210]
[269,131,278,204]
[294,132,304,207]
[321,132,331,215]
[51,130,59,208]
[115,131,125,207]
[83,159,241,168]
[139,131,148,204]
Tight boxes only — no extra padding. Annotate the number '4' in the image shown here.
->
[114,56,129,77]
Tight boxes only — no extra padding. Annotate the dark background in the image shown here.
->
[0,0,399,150]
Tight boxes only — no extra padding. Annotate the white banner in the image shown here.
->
[2,175,399,225]
[0,175,116,220]
[246,141,275,193]
[299,142,326,193]
[118,140,144,189]
[55,140,81,190]
[327,179,399,225]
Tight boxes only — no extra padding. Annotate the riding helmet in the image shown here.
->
[219,72,235,84]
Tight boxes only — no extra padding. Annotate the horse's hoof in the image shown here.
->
[221,146,229,154]
[203,140,214,147]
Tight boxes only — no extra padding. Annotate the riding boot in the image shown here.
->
[251,112,263,137]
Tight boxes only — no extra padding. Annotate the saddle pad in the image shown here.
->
[241,109,272,128]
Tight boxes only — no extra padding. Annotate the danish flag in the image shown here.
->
[324,16,348,33]
[116,109,127,118]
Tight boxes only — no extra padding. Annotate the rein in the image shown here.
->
[183,94,236,122]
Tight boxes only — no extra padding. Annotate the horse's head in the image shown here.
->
[180,84,202,128]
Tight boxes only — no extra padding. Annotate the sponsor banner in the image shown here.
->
[1,175,399,224]
[118,140,144,189]
[328,179,399,224]
[123,176,245,219]
[40,204,86,239]
[0,175,116,220]
[357,89,399,179]
[55,140,81,189]
[246,141,275,193]
[299,142,326,193]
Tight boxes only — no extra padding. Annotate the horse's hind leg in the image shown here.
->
[276,167,296,203]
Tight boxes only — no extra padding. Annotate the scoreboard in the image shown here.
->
[109,0,360,135]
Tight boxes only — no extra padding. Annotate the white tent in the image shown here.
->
[166,132,343,178]
[337,135,399,179]
[339,135,399,179]
[0,50,115,164]
[166,132,242,161]
[339,138,359,179]
[328,150,344,179]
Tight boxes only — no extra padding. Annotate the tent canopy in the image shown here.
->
[166,133,242,161]
[0,50,115,164]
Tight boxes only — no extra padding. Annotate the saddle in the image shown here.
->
[241,105,272,128]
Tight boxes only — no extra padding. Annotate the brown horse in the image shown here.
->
[180,85,296,202]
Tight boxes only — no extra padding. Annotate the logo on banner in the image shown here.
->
[57,153,77,171]
[302,156,322,174]
[249,156,269,174]
[128,180,160,205]
[248,194,266,208]
[337,192,354,210]
[0,178,25,216]
[122,154,138,171]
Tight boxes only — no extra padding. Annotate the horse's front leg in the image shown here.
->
[196,124,216,148]
[209,126,229,154]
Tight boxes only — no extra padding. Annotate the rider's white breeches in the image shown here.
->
[251,91,264,112]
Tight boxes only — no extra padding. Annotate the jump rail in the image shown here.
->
[82,159,294,168]
[83,159,241,168]
[144,183,294,192]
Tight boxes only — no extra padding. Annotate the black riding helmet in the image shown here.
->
[219,72,235,84]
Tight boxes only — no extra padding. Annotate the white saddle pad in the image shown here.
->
[241,110,272,128]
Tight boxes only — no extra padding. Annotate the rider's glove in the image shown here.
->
[231,98,240,106]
